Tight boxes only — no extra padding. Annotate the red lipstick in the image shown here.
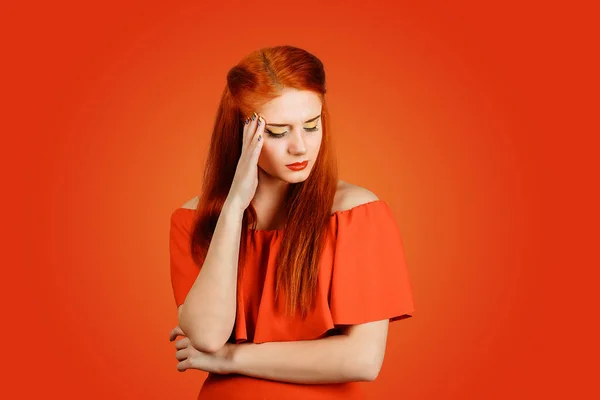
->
[286,160,308,171]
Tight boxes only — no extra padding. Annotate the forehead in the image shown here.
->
[258,89,322,123]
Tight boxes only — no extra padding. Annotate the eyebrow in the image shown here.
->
[265,114,321,127]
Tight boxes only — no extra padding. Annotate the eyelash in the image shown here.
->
[266,126,320,138]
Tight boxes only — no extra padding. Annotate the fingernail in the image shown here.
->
[257,116,263,125]
[252,112,257,121]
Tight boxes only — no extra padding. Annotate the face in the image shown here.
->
[255,88,323,183]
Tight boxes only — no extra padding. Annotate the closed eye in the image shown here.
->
[266,126,320,138]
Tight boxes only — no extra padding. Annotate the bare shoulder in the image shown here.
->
[181,196,199,210]
[332,180,380,214]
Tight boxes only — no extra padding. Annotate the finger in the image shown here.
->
[175,337,189,350]
[252,117,265,159]
[253,115,265,141]
[241,115,250,148]
[253,134,264,160]
[243,112,258,148]
[176,360,188,372]
[175,349,187,361]
[169,326,184,342]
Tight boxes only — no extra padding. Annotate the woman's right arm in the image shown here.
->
[178,198,244,353]
[178,112,266,353]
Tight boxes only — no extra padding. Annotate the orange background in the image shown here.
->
[2,1,597,399]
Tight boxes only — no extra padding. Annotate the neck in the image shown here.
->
[250,168,290,229]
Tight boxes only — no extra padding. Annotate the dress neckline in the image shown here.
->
[174,199,385,233]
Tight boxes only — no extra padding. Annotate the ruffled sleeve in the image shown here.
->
[329,200,415,324]
[169,208,201,308]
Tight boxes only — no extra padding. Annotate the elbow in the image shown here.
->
[362,361,382,382]
[188,335,224,354]
[179,317,229,353]
[178,305,233,353]
[355,352,383,382]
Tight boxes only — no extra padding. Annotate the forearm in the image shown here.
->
[230,334,374,384]
[179,201,243,352]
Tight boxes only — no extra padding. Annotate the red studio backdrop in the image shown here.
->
[1,1,597,399]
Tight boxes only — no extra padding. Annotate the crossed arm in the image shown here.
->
[177,306,390,384]
[230,319,390,384]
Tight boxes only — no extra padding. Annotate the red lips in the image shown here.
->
[286,160,308,170]
[286,161,308,166]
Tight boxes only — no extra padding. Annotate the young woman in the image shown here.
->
[168,45,415,399]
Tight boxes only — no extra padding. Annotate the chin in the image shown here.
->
[279,168,311,183]
[260,164,312,183]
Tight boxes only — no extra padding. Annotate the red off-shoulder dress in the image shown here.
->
[169,200,415,399]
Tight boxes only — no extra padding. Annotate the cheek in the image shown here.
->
[308,133,323,152]
[258,142,281,166]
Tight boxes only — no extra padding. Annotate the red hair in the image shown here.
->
[189,45,338,318]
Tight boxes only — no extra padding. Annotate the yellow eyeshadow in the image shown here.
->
[267,122,318,135]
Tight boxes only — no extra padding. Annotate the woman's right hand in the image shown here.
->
[225,112,265,213]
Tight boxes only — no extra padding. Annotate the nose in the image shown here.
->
[287,127,307,155]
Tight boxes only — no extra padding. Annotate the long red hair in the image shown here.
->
[189,45,338,318]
